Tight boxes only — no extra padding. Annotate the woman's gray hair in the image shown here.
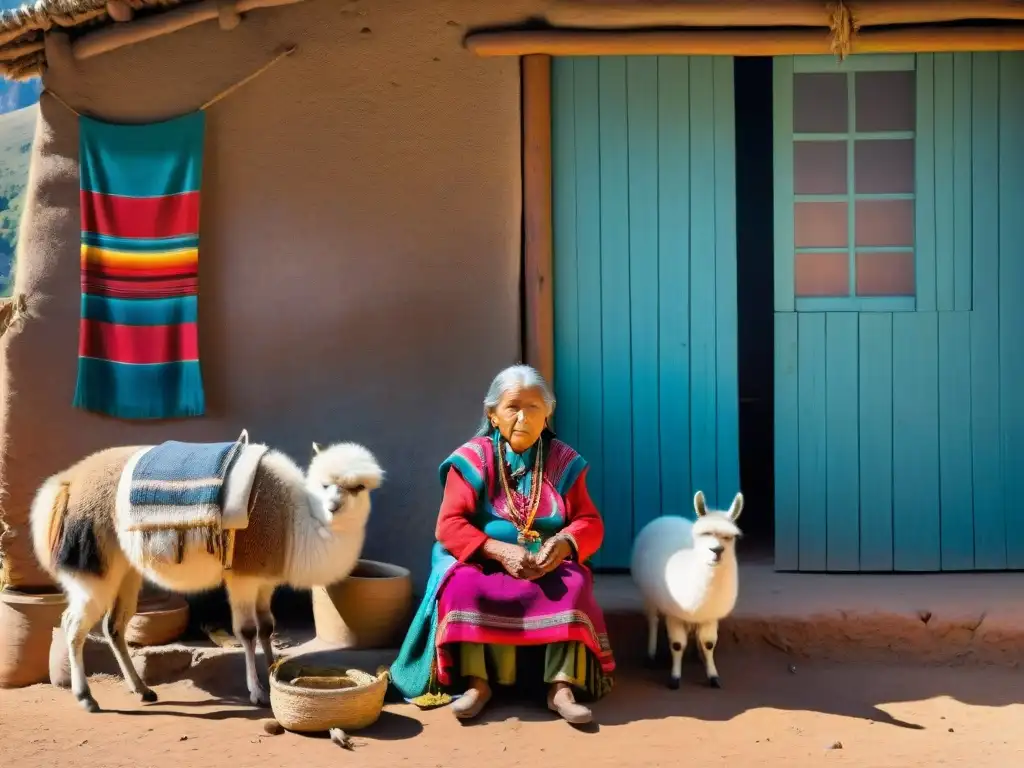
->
[475,364,557,437]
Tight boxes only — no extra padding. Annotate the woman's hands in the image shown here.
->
[532,536,572,576]
[482,540,544,580]
[506,545,546,580]
[481,536,573,579]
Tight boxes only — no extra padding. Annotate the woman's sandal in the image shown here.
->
[547,685,593,725]
[451,682,492,720]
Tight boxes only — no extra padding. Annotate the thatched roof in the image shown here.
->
[0,0,211,81]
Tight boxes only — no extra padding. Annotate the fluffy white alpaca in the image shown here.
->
[30,440,383,713]
[630,490,743,690]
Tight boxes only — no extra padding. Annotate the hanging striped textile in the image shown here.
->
[73,111,207,419]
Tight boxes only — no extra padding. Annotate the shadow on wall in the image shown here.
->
[175,639,1024,734]
[735,56,775,551]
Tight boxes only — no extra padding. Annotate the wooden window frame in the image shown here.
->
[774,53,922,313]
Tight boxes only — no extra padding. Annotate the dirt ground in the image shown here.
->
[3,650,1024,767]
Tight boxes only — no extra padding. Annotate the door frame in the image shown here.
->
[521,54,556,384]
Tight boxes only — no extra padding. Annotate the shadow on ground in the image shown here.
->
[74,633,1024,736]
[118,647,423,740]
[411,646,1024,733]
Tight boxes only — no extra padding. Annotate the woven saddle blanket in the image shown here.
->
[118,433,267,533]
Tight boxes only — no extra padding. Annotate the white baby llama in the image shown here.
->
[630,490,743,690]
[30,439,383,713]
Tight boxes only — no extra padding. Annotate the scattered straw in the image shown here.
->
[5,49,44,79]
[0,0,302,81]
[201,624,240,647]
[828,0,858,61]
[329,728,354,750]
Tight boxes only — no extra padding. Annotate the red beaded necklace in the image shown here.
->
[497,438,544,547]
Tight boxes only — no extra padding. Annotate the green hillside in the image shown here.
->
[0,103,37,297]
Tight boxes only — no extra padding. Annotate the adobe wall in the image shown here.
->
[1,0,541,587]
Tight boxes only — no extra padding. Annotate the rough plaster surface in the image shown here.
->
[0,0,545,587]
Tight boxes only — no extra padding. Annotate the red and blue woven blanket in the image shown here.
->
[73,111,206,419]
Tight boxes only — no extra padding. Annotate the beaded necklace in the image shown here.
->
[496,437,545,549]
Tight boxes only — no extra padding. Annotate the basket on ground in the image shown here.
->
[269,652,389,733]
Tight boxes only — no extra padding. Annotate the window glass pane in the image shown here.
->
[794,141,847,195]
[795,252,849,297]
[795,202,847,248]
[856,251,915,296]
[793,73,848,133]
[855,71,915,132]
[855,199,914,247]
[855,139,914,194]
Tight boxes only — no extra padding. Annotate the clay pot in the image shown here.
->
[125,591,189,647]
[311,559,413,649]
[0,588,67,688]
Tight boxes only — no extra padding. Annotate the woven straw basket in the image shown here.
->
[269,655,389,733]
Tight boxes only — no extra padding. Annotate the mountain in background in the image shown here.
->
[0,0,42,114]
[0,0,40,295]
[0,102,38,296]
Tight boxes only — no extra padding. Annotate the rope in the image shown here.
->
[42,85,80,115]
[199,43,296,110]
[43,43,297,119]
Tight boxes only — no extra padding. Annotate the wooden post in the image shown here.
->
[521,54,555,387]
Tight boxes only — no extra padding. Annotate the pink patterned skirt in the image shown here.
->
[433,560,615,686]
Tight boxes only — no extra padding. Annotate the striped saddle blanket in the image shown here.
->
[120,432,266,534]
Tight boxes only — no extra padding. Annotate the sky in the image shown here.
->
[0,0,42,115]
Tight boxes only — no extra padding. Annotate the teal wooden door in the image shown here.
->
[551,56,740,569]
[774,52,1024,572]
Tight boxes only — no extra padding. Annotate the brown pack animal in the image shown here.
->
[30,438,383,712]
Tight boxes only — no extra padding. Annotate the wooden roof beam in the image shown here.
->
[466,25,1024,57]
[544,0,1024,30]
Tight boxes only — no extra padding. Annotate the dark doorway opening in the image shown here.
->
[734,57,776,560]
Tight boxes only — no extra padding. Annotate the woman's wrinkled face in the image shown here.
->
[489,386,549,453]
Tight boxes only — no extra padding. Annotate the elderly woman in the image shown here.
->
[390,365,614,724]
